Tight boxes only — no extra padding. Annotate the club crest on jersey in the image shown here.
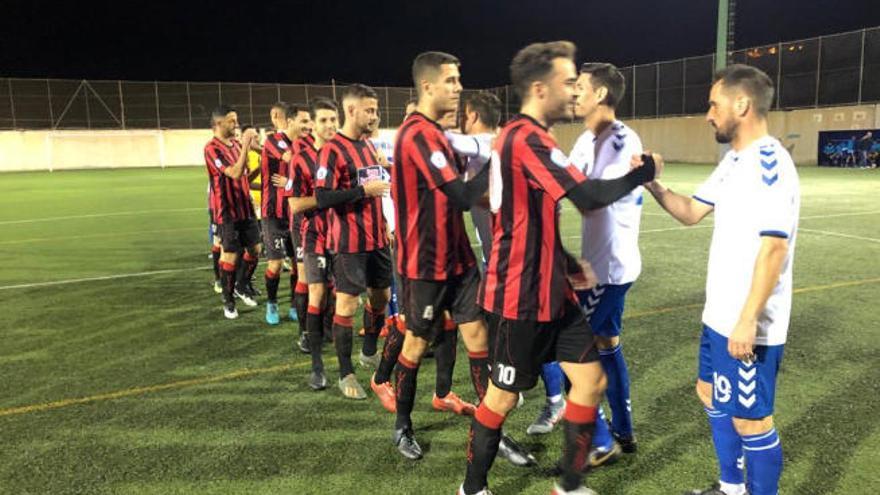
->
[316,167,328,181]
[277,140,288,150]
[213,158,223,169]
[430,151,448,169]
[550,148,568,168]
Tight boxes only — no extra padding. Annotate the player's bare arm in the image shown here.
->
[639,153,713,225]
[728,236,789,360]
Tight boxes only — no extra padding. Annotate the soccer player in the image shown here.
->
[273,97,340,390]
[261,102,302,325]
[288,105,314,330]
[376,51,497,461]
[568,62,646,465]
[314,84,392,400]
[642,65,798,495]
[458,41,658,495]
[460,92,501,267]
[204,105,263,319]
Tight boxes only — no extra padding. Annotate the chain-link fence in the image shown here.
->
[1,26,878,130]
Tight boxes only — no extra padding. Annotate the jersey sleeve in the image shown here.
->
[315,145,339,190]
[754,153,799,239]
[205,144,231,174]
[408,129,460,191]
[521,131,587,202]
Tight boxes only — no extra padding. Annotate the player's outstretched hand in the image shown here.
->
[631,152,665,183]
[363,180,391,198]
[271,173,289,188]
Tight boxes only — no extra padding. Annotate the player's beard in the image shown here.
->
[713,120,738,144]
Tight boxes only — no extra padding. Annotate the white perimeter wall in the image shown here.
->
[1,103,879,171]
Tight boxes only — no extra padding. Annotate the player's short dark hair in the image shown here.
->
[580,62,626,108]
[465,92,502,129]
[211,104,236,121]
[412,51,460,91]
[713,64,775,116]
[309,97,338,119]
[342,83,378,101]
[270,101,289,118]
[288,103,310,117]
[510,41,576,99]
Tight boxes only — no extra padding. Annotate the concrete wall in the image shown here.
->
[0,129,210,172]
[1,103,878,171]
[553,104,880,165]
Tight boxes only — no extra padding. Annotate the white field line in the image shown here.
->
[2,211,877,290]
[0,267,213,291]
[0,208,204,226]
[799,228,880,244]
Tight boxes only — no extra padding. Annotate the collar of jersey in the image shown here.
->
[409,111,444,131]
[514,113,548,131]
[730,134,775,161]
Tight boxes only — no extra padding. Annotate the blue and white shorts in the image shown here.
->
[698,325,784,419]
[576,283,632,337]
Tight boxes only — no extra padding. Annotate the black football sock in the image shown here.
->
[306,305,324,372]
[467,350,490,402]
[332,314,354,378]
[559,401,598,491]
[464,403,506,494]
[265,268,281,303]
[394,355,419,430]
[434,319,458,398]
[211,246,221,280]
[362,305,385,357]
[375,321,405,384]
[219,261,237,305]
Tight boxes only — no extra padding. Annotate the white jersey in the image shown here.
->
[369,135,396,233]
[570,121,644,285]
[696,135,799,346]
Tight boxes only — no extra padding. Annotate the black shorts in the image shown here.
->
[489,300,599,393]
[261,217,293,260]
[218,219,261,253]
[332,246,392,296]
[303,252,331,285]
[400,267,482,341]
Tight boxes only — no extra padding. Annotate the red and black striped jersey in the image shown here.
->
[478,115,588,322]
[204,137,254,224]
[261,131,293,220]
[392,112,476,280]
[296,134,315,152]
[288,143,329,255]
[315,132,388,254]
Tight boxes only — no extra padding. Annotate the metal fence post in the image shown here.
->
[248,82,254,125]
[655,62,660,117]
[304,84,309,104]
[8,79,16,129]
[47,79,54,128]
[84,80,92,129]
[154,81,161,129]
[858,29,866,104]
[631,66,636,117]
[119,80,126,129]
[776,42,782,110]
[815,36,822,107]
[185,81,192,129]
[384,86,390,127]
[276,83,281,102]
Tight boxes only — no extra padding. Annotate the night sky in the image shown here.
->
[2,0,879,88]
